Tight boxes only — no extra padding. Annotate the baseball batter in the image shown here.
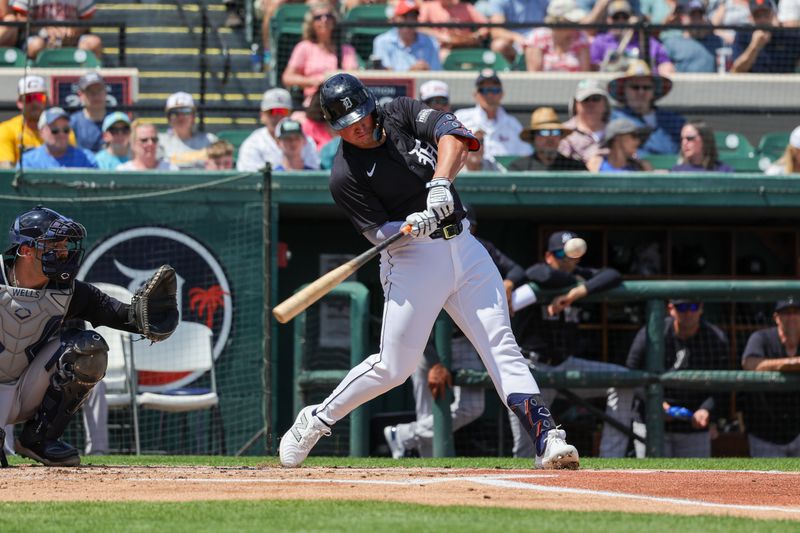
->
[0,206,177,467]
[279,73,579,469]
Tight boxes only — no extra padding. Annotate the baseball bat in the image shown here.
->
[272,225,411,324]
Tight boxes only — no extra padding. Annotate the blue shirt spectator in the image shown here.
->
[19,106,98,169]
[732,0,800,73]
[94,150,129,170]
[70,110,104,152]
[486,0,548,29]
[18,144,97,169]
[611,107,684,156]
[69,71,109,152]
[373,1,441,71]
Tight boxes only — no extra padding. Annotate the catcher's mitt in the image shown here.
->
[128,264,179,342]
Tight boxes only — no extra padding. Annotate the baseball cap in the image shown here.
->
[574,79,609,102]
[102,111,131,132]
[78,71,105,91]
[394,0,418,16]
[679,0,706,12]
[548,230,579,252]
[749,0,774,12]
[790,126,800,149]
[275,118,304,139]
[17,75,46,96]
[260,88,293,111]
[775,298,800,312]
[608,0,633,16]
[601,118,651,147]
[475,68,501,87]
[38,107,69,129]
[165,91,196,112]
[419,80,449,102]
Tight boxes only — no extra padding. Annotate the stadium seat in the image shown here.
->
[34,47,100,68]
[721,155,762,172]
[757,131,790,162]
[494,155,521,169]
[443,48,511,71]
[714,131,754,157]
[270,4,308,79]
[0,47,26,67]
[217,129,252,162]
[344,4,389,63]
[642,153,679,170]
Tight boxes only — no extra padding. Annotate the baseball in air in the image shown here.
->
[564,237,587,259]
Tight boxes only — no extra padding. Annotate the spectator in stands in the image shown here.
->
[0,0,17,46]
[510,107,588,171]
[237,88,320,172]
[710,0,757,43]
[0,75,67,168]
[372,0,441,71]
[18,107,96,169]
[259,0,306,69]
[159,92,217,170]
[731,0,800,73]
[560,79,610,163]
[640,0,679,24]
[524,0,591,72]
[487,0,548,63]
[455,69,533,159]
[587,118,653,172]
[461,130,501,171]
[626,300,731,457]
[590,0,676,75]
[671,121,734,173]
[118,120,174,171]
[273,118,320,171]
[204,140,235,170]
[510,230,632,458]
[299,87,334,150]
[765,126,800,175]
[419,79,452,112]
[12,0,103,60]
[608,61,685,156]
[662,0,725,73]
[94,111,131,170]
[70,72,107,153]
[282,2,359,107]
[741,298,800,457]
[419,0,489,63]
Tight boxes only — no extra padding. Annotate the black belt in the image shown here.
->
[430,220,463,240]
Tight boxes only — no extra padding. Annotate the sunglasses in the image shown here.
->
[478,86,503,95]
[312,12,334,21]
[137,136,159,144]
[611,13,630,20]
[681,135,698,141]
[674,302,701,312]
[269,108,290,116]
[23,93,47,104]
[168,108,194,117]
[425,97,449,107]
[628,84,654,91]
[108,126,131,135]
[582,95,605,103]
[536,129,562,137]
[48,126,71,135]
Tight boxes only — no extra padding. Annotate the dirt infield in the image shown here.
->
[1,465,799,520]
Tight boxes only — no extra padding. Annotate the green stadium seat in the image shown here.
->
[34,47,100,68]
[642,154,679,170]
[757,131,790,162]
[344,4,389,63]
[721,155,763,172]
[0,47,26,67]
[714,131,754,157]
[270,4,308,79]
[443,48,511,71]
[216,129,252,161]
[494,155,521,169]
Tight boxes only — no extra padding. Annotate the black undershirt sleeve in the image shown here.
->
[66,281,140,334]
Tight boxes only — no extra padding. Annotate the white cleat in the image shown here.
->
[279,405,331,468]
[383,425,405,459]
[535,429,580,470]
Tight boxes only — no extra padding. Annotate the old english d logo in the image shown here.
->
[341,97,353,110]
[77,227,232,392]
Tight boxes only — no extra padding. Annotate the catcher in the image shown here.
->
[0,206,178,467]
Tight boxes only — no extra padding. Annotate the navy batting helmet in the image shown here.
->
[320,73,377,131]
[6,206,86,283]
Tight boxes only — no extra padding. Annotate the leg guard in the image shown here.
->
[18,330,108,467]
[507,393,556,457]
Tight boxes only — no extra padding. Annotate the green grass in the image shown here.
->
[6,454,799,471]
[0,500,796,533]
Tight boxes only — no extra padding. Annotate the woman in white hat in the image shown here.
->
[587,118,653,172]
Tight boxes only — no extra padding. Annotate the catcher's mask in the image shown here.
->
[6,206,86,283]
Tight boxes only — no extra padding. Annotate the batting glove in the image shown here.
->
[405,209,438,238]
[425,178,454,221]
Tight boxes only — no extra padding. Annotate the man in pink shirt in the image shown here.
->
[419,0,489,61]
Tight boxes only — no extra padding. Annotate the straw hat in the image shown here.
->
[520,107,572,141]
[607,60,673,104]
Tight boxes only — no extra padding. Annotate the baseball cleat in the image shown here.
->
[15,437,80,467]
[383,425,405,459]
[279,405,331,468]
[535,429,580,470]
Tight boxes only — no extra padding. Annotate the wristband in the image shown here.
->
[426,178,451,189]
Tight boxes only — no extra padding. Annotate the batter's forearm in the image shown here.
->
[433,135,469,181]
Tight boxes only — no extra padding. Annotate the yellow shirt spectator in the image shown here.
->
[0,114,78,166]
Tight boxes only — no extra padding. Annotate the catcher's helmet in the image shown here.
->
[6,206,86,283]
[320,73,377,131]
